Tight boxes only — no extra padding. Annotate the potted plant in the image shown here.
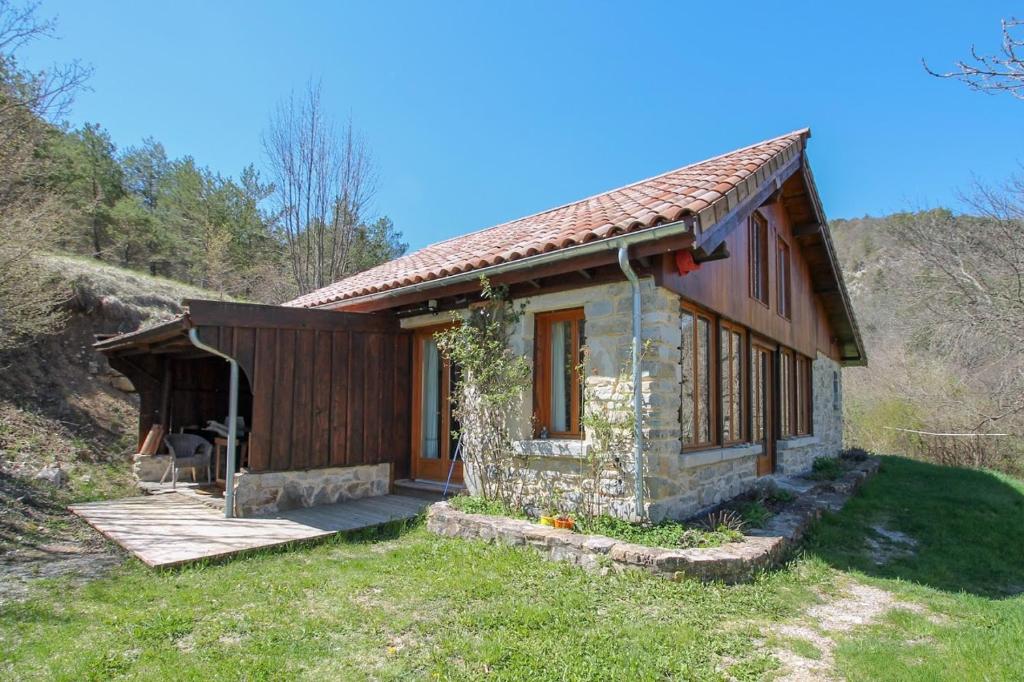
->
[553,514,575,530]
[539,508,557,526]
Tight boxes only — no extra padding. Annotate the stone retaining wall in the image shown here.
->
[428,458,879,583]
[232,463,390,517]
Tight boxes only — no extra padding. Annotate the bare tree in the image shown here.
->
[0,1,91,350]
[262,82,375,295]
[924,17,1024,99]
[889,197,1024,437]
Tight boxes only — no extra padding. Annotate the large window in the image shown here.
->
[779,348,793,437]
[795,355,812,435]
[779,348,813,438]
[534,308,585,438]
[777,237,792,320]
[749,213,769,305]
[681,305,714,447]
[719,321,746,444]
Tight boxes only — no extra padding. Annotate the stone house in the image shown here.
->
[97,129,864,521]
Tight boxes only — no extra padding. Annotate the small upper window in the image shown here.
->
[749,213,769,305]
[777,238,792,320]
[534,309,585,437]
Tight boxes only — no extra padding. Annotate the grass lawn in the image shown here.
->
[3,456,1024,680]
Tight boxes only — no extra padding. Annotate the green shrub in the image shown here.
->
[677,526,744,549]
[765,487,795,504]
[575,515,743,549]
[735,500,772,528]
[840,447,870,462]
[808,456,842,481]
[697,509,746,533]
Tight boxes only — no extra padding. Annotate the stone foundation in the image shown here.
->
[428,458,879,583]
[232,463,390,517]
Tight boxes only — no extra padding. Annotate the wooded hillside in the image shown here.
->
[832,212,1024,475]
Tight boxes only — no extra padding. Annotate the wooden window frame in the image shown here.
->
[533,308,585,439]
[776,237,792,320]
[779,347,795,438]
[719,319,747,446]
[681,302,717,451]
[794,355,813,436]
[749,212,769,307]
[410,322,462,482]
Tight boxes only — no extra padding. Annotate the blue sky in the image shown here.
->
[23,1,1023,251]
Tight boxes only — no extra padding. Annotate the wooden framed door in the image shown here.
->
[411,326,463,484]
[751,340,776,476]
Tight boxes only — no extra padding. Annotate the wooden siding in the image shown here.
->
[103,301,412,478]
[196,315,411,476]
[656,197,841,361]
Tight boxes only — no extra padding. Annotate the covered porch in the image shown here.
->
[94,299,414,518]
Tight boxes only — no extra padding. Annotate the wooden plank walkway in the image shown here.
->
[70,493,430,568]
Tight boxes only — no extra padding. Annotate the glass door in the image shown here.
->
[751,341,776,476]
[412,328,462,483]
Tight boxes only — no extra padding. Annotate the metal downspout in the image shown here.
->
[187,328,239,519]
[616,245,645,520]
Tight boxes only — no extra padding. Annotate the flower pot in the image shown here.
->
[539,515,556,527]
[553,517,575,530]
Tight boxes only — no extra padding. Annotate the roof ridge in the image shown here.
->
[415,128,809,252]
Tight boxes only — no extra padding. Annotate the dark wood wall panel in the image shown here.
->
[248,328,277,471]
[269,329,296,470]
[657,200,841,361]
[107,303,411,475]
[329,331,350,467]
[347,332,366,466]
[195,315,411,475]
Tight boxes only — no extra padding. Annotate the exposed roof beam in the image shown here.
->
[692,242,731,264]
[792,221,821,238]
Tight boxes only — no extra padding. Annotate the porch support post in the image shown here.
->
[187,328,239,519]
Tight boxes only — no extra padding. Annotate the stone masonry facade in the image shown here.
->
[402,276,845,523]
[231,463,390,517]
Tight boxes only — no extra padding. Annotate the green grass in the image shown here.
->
[447,494,526,519]
[3,456,1024,680]
[449,496,743,549]
[805,457,1024,680]
[576,514,744,549]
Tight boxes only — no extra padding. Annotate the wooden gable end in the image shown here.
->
[655,171,844,362]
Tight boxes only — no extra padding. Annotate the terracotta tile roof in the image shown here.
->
[287,129,809,308]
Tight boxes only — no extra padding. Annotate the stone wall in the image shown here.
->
[775,352,844,475]
[232,463,390,517]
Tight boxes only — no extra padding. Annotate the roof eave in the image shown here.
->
[316,218,699,312]
[799,157,868,367]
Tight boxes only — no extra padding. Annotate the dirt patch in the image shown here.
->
[765,582,931,681]
[865,523,917,566]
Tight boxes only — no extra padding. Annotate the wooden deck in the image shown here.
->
[70,493,429,568]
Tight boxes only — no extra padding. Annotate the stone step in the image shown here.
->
[394,479,466,502]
